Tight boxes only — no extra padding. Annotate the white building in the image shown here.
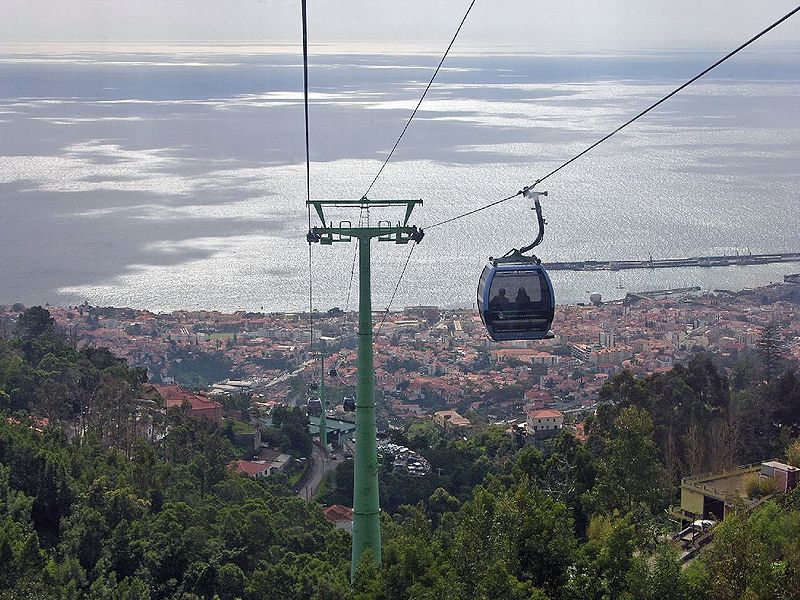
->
[526,409,564,437]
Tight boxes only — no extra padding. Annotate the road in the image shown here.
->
[261,359,314,389]
[297,443,338,501]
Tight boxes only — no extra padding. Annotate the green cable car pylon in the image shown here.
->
[307,198,423,579]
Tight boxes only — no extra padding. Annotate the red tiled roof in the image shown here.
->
[324,505,354,523]
[524,389,550,401]
[232,460,270,477]
[528,409,563,419]
[155,384,222,412]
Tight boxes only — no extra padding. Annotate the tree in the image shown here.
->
[756,322,787,383]
[162,410,234,496]
[696,506,776,600]
[685,420,706,475]
[663,427,683,489]
[708,413,742,473]
[772,370,800,434]
[217,562,246,600]
[786,438,800,468]
[14,307,55,340]
[698,500,800,600]
[452,483,576,598]
[0,328,359,599]
[427,487,460,528]
[405,420,443,450]
[731,358,761,391]
[729,389,770,465]
[271,406,312,457]
[588,407,667,515]
[598,369,649,411]
[168,348,234,387]
[629,543,694,600]
[86,373,137,454]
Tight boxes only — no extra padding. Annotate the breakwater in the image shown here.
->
[545,252,800,272]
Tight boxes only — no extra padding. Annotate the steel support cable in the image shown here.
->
[344,243,358,314]
[374,241,418,335]
[343,206,366,324]
[361,0,478,199]
[301,0,312,217]
[369,1,477,332]
[425,3,800,231]
[301,0,315,356]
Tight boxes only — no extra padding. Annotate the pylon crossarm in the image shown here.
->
[306,198,422,208]
[306,198,422,228]
[308,225,423,245]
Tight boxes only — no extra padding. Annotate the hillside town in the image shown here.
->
[3,275,798,441]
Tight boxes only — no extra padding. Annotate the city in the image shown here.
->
[6,275,796,430]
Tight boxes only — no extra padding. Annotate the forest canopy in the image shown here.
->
[1,307,799,599]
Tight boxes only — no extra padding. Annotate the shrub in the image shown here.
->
[744,474,778,499]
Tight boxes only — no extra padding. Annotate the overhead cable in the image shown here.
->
[361,0,478,199]
[425,3,800,231]
[374,241,418,335]
[301,0,315,354]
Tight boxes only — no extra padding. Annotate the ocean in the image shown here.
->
[0,47,798,312]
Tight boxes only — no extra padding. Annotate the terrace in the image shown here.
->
[671,463,772,523]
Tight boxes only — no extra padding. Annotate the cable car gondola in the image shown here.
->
[478,189,555,341]
[306,397,322,416]
[343,395,356,412]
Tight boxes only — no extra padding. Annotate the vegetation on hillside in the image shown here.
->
[1,307,799,599]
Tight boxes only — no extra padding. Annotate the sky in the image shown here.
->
[2,0,799,53]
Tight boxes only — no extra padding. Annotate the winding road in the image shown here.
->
[297,443,337,501]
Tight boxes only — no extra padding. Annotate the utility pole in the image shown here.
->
[307,198,423,580]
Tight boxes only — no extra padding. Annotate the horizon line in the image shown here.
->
[1,39,799,57]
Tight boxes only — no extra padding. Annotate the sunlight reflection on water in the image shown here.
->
[0,52,797,311]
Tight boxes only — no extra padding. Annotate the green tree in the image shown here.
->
[271,405,313,457]
[406,420,443,450]
[693,500,800,600]
[217,562,246,600]
[697,510,769,600]
[588,407,667,515]
[773,370,800,434]
[756,322,787,383]
[15,307,55,340]
[787,438,800,468]
[453,482,576,598]
[427,487,460,528]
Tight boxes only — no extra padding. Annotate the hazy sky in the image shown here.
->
[2,0,799,52]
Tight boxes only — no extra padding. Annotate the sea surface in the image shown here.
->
[0,47,798,312]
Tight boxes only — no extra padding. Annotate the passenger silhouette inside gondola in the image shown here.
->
[515,287,531,308]
[490,288,511,310]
